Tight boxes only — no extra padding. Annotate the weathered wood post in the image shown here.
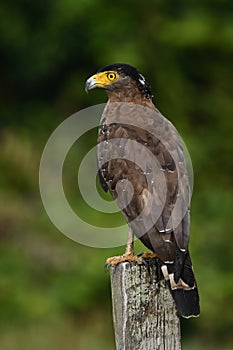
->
[109,259,181,350]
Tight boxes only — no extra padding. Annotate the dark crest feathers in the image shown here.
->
[98,63,152,99]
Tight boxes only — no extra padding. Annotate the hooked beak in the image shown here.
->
[85,76,98,93]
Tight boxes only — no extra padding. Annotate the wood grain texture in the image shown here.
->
[110,260,181,350]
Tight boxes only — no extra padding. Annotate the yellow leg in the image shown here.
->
[125,227,134,255]
[105,229,142,267]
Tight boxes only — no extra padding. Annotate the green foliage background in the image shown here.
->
[0,0,233,349]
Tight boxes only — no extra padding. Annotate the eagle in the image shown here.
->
[85,63,200,318]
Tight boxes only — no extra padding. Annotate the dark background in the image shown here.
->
[0,0,233,349]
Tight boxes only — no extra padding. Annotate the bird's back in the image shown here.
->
[97,101,200,318]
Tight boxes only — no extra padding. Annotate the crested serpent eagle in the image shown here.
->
[85,63,200,318]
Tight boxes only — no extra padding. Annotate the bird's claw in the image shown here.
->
[137,252,158,267]
[137,252,158,259]
[104,253,143,270]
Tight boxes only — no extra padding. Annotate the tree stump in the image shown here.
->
[109,259,181,350]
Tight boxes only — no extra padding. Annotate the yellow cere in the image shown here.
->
[93,71,119,87]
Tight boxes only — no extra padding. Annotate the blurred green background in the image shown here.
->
[0,0,233,349]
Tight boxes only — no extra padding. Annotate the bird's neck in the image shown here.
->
[107,90,155,109]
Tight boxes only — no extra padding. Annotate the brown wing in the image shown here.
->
[97,102,191,263]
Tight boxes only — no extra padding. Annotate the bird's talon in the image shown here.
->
[105,253,143,268]
[136,252,158,267]
[140,252,158,259]
[104,262,110,272]
[137,252,144,257]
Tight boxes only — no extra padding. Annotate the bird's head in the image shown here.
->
[85,63,152,100]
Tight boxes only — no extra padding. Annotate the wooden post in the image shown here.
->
[109,259,181,350]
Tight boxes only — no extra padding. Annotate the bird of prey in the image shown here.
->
[85,63,200,318]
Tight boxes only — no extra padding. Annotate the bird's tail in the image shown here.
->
[160,250,200,318]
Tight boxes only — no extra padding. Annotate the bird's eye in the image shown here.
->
[107,72,116,81]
